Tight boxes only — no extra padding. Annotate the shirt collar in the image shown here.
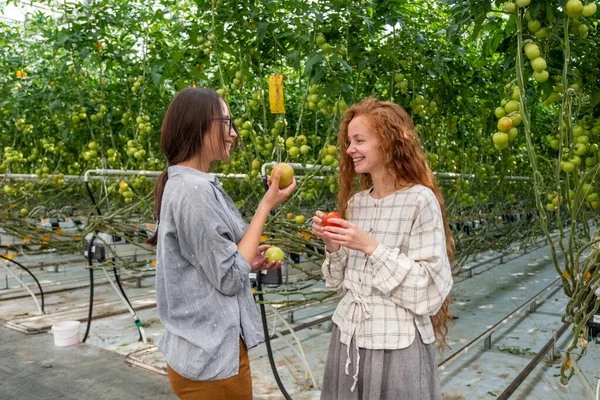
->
[167,165,218,184]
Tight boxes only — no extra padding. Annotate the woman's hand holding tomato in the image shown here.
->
[314,211,379,255]
[251,245,283,271]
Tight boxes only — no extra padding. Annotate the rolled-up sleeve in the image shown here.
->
[321,247,348,292]
[370,195,453,316]
[175,182,252,296]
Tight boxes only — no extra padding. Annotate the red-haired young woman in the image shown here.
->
[313,97,454,400]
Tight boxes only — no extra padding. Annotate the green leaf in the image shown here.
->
[57,34,69,45]
[151,65,163,86]
[442,72,451,85]
[304,53,323,75]
[171,51,183,63]
[591,91,600,110]
[256,22,268,41]
[288,50,301,71]
[331,55,352,73]
[49,100,64,111]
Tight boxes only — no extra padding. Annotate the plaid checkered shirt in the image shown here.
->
[323,184,453,352]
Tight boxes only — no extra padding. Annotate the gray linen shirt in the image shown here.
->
[155,165,264,381]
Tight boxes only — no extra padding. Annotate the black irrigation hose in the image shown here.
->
[84,179,103,217]
[82,236,95,343]
[257,176,292,399]
[0,254,45,314]
[84,179,142,341]
[257,275,293,400]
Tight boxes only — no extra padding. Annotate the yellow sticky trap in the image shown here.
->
[269,74,285,114]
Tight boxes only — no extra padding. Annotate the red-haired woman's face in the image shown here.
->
[346,115,384,176]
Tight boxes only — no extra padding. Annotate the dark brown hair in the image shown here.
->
[337,97,455,348]
[146,88,229,246]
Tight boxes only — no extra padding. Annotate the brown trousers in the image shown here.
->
[167,339,252,400]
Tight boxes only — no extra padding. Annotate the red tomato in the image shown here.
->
[323,211,343,228]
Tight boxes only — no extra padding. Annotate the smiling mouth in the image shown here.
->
[353,157,365,164]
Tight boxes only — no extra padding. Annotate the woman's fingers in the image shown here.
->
[323,231,346,245]
[269,170,281,188]
[262,260,282,270]
[257,244,271,253]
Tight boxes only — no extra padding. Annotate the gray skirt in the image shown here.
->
[320,324,441,400]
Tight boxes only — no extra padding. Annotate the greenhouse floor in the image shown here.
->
[1,239,599,400]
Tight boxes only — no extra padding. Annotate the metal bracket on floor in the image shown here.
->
[544,333,556,363]
[529,300,537,313]
[483,334,492,351]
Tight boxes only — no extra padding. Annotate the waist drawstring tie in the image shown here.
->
[342,294,371,392]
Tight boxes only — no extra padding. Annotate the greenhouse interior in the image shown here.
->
[0,0,599,399]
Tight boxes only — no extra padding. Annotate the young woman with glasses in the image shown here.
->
[147,87,296,400]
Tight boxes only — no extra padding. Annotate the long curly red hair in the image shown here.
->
[337,97,454,349]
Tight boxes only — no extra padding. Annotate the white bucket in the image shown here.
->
[51,320,81,347]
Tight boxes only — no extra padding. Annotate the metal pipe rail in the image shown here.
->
[0,170,248,183]
[82,169,247,181]
[438,277,562,372]
[2,169,532,188]
[497,322,570,400]
[258,163,531,182]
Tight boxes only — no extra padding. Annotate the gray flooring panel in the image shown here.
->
[0,323,174,400]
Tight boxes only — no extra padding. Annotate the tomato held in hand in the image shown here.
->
[270,163,294,189]
[323,211,343,228]
[265,246,285,262]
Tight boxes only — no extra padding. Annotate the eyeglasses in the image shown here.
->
[213,117,238,136]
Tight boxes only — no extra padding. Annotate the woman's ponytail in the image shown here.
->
[146,170,169,246]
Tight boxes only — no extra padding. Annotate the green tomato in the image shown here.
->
[504,2,517,12]
[524,43,540,60]
[265,246,284,262]
[494,107,506,119]
[561,161,576,173]
[531,57,547,72]
[533,70,549,83]
[565,0,583,18]
[288,146,300,157]
[582,3,597,17]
